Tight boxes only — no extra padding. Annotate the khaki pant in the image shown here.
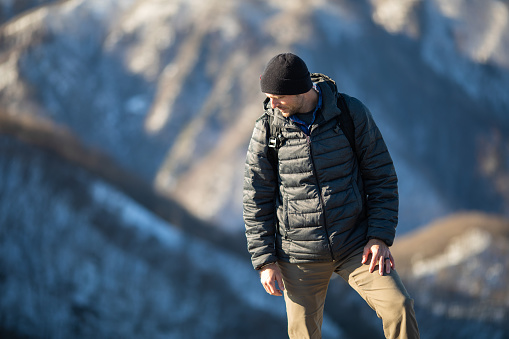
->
[278,251,419,339]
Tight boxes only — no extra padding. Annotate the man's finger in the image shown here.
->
[369,254,378,273]
[361,246,370,264]
[385,256,391,274]
[276,275,285,292]
[264,281,273,294]
[369,247,380,273]
[267,280,276,295]
[270,280,283,296]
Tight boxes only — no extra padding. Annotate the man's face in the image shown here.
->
[265,93,305,118]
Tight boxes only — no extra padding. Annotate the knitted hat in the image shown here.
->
[260,53,313,95]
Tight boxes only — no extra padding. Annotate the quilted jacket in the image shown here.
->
[243,73,398,270]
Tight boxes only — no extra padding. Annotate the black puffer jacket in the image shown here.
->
[243,73,398,270]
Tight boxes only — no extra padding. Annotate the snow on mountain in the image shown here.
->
[420,0,509,115]
[410,227,492,278]
[0,136,286,338]
[2,0,508,233]
[391,213,509,338]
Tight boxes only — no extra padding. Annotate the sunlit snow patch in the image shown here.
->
[411,228,491,278]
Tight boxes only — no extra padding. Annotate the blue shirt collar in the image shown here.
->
[289,84,322,135]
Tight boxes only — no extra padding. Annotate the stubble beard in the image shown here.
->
[278,96,305,118]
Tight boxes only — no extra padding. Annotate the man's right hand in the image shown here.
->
[259,263,285,296]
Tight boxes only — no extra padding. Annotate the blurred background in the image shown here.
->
[1,0,508,338]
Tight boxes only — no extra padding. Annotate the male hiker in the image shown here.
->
[243,53,420,339]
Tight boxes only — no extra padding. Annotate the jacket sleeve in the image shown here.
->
[348,96,399,246]
[243,116,278,269]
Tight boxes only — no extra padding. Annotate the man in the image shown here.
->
[243,53,419,339]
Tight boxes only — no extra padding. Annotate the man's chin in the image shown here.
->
[279,110,292,118]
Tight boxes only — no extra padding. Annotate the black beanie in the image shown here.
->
[260,53,313,95]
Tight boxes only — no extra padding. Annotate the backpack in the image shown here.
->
[266,92,359,168]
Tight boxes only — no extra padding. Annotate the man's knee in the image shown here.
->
[379,292,415,322]
[395,294,414,311]
[381,294,419,339]
[393,293,414,313]
[288,316,322,339]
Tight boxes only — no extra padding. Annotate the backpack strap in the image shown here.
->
[336,92,358,160]
[266,111,283,173]
[336,93,366,211]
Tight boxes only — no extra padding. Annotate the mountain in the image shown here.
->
[1,0,508,233]
[1,0,509,338]
[0,135,291,339]
[391,213,509,338]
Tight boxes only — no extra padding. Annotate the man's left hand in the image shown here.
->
[361,238,395,275]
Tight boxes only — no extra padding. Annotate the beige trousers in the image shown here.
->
[278,251,419,339]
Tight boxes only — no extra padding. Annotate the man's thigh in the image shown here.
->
[278,261,335,338]
[335,251,412,314]
[278,261,334,296]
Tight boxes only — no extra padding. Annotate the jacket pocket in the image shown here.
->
[283,194,290,236]
[276,189,290,238]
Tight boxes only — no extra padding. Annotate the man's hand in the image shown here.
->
[259,263,285,296]
[361,238,395,276]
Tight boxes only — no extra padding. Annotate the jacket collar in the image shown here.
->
[311,73,342,123]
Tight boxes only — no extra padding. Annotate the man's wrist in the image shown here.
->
[367,236,388,245]
[257,262,277,271]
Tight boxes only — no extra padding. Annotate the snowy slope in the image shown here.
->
[0,136,296,338]
[1,1,509,337]
[391,213,509,338]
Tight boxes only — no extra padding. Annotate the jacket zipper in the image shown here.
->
[307,135,335,261]
[283,193,289,239]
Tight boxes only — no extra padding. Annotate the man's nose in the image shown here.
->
[271,99,279,108]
